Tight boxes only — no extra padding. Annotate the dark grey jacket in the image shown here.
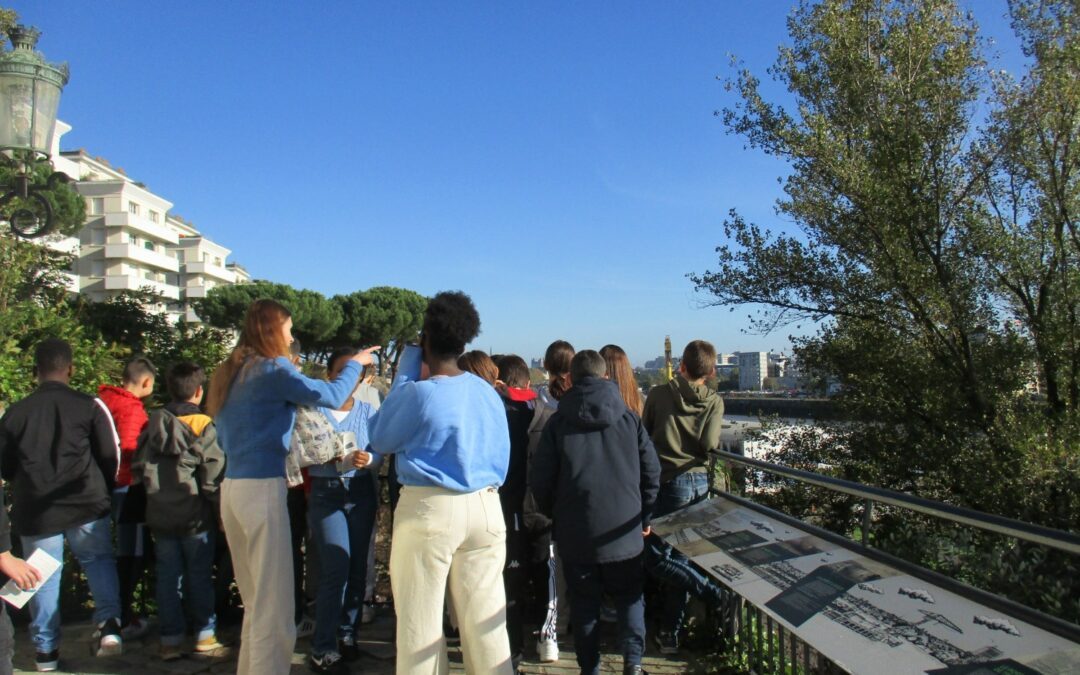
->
[132,402,225,536]
[529,376,661,564]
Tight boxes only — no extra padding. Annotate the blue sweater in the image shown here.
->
[216,357,362,479]
[308,403,375,479]
[368,372,509,492]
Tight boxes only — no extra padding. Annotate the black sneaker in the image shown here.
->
[34,649,59,672]
[339,632,359,662]
[94,618,123,657]
[309,650,348,674]
[654,630,678,655]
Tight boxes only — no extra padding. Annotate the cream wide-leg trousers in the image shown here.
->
[390,484,514,675]
[221,477,296,675]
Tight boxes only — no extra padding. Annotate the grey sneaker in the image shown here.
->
[653,630,678,655]
[296,614,316,638]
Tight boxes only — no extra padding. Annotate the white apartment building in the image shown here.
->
[46,122,245,323]
[738,351,769,390]
[62,151,180,311]
[168,216,237,323]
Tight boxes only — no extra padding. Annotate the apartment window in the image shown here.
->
[202,253,209,263]
[91,260,104,277]
[144,271,154,281]
[148,210,159,223]
[214,256,222,267]
[175,250,185,263]
[128,202,140,216]
[90,228,105,245]
[144,241,155,252]
[89,197,104,215]
[128,234,140,246]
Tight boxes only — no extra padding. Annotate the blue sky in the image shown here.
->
[12,1,1020,365]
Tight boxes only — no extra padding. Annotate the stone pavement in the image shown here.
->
[12,612,693,674]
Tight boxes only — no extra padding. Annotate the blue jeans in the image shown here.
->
[308,474,378,655]
[645,471,724,636]
[21,516,121,653]
[562,555,646,675]
[154,530,217,645]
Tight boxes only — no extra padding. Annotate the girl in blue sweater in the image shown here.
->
[368,291,514,675]
[206,300,377,675]
[306,346,378,674]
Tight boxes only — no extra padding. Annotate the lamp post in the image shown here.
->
[0,25,69,238]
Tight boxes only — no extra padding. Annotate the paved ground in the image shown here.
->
[12,612,693,674]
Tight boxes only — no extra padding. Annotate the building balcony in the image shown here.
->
[183,285,208,299]
[183,261,237,283]
[104,275,180,300]
[104,243,180,272]
[104,212,179,245]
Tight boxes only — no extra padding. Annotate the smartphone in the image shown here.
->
[392,343,423,391]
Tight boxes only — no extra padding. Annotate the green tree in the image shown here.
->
[79,289,174,356]
[334,287,427,375]
[0,156,113,404]
[969,0,1080,426]
[191,280,342,359]
[694,0,1080,622]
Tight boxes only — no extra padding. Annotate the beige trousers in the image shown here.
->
[221,477,296,675]
[390,485,514,675]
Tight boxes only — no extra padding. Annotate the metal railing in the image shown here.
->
[712,450,1080,556]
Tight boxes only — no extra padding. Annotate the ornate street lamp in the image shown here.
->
[0,25,69,238]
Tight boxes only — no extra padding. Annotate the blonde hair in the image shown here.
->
[600,344,643,415]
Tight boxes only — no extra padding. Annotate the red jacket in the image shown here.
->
[98,385,148,488]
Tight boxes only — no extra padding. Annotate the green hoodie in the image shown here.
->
[642,376,724,484]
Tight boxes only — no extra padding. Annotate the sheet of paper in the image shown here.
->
[0,547,61,609]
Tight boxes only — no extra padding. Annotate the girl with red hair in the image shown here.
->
[207,299,377,675]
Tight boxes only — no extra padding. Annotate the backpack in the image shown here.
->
[522,400,556,533]
[285,406,346,487]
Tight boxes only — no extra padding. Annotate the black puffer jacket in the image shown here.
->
[529,376,660,564]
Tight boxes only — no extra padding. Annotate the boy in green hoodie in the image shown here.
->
[642,339,726,654]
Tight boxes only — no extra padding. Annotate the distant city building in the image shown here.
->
[768,352,788,379]
[48,122,246,324]
[530,357,543,369]
[777,359,807,391]
[738,351,769,390]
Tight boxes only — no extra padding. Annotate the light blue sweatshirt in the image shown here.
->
[368,372,509,492]
[307,402,375,479]
[216,356,361,479]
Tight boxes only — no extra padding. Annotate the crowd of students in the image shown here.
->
[0,290,728,675]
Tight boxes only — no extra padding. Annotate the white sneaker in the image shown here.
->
[94,618,123,657]
[296,614,316,638]
[537,637,559,663]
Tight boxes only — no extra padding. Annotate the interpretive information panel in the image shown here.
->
[652,499,1080,674]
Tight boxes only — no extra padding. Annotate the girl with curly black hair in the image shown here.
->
[368,291,514,674]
